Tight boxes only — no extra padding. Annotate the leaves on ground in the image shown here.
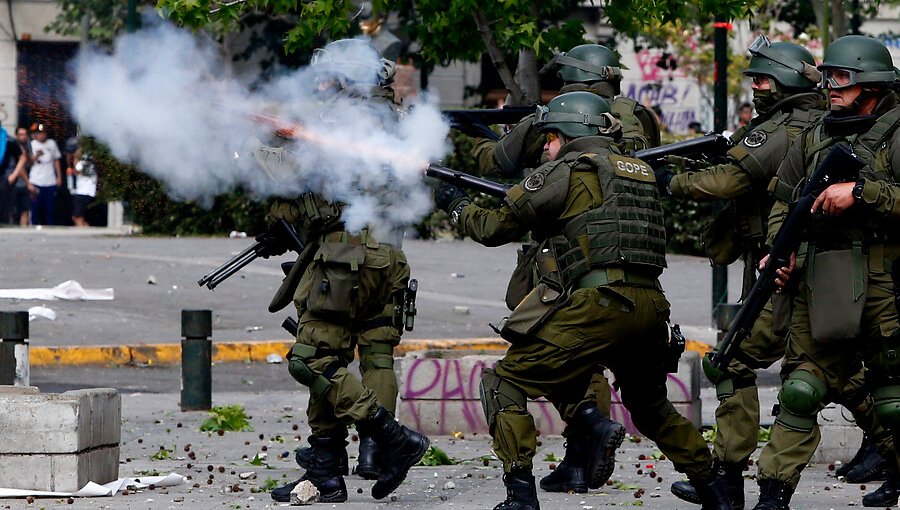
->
[612,480,640,490]
[199,404,253,433]
[418,446,458,466]
[543,452,560,462]
[150,447,173,461]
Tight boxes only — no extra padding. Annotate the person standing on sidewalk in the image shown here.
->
[28,123,62,225]
[438,91,731,510]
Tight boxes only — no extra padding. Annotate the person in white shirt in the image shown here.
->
[71,147,97,227]
[28,123,62,225]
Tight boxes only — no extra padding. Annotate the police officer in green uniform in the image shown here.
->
[658,39,831,508]
[468,43,661,495]
[436,91,731,510]
[752,35,900,509]
[262,39,430,503]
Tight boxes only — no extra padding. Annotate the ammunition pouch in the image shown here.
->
[506,244,537,311]
[808,246,866,341]
[775,370,826,432]
[480,368,528,431]
[306,241,366,319]
[287,343,335,399]
[873,385,900,428]
[500,279,564,345]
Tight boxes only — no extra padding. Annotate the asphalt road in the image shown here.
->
[0,227,742,347]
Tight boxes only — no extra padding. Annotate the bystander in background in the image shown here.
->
[736,102,753,129]
[28,123,62,225]
[0,126,31,226]
[70,145,97,227]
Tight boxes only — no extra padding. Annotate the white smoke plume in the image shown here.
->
[71,20,450,234]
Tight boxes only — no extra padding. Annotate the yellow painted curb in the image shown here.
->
[29,337,713,366]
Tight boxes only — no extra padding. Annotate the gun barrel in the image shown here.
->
[426,164,510,198]
[197,243,262,289]
[635,134,732,168]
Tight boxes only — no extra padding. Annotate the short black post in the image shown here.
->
[715,303,742,343]
[0,311,29,385]
[181,309,212,411]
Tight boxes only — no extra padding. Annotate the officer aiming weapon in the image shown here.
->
[707,144,865,372]
[425,164,511,198]
[635,133,733,169]
[198,219,305,290]
[443,106,534,141]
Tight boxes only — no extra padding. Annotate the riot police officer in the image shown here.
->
[753,35,900,509]
[263,38,429,503]
[437,91,731,510]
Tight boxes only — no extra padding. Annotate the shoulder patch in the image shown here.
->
[523,172,546,192]
[608,155,655,183]
[743,130,767,148]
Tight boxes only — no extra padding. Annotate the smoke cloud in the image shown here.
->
[71,20,450,234]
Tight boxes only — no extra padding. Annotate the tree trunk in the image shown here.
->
[471,7,527,105]
[830,0,847,38]
[514,48,541,105]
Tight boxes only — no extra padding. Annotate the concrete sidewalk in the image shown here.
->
[0,386,867,510]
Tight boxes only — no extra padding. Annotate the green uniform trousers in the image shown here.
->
[492,284,713,479]
[288,239,409,437]
[757,270,900,489]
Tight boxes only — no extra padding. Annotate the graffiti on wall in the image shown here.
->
[400,356,695,435]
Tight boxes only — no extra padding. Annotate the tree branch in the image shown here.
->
[472,7,527,105]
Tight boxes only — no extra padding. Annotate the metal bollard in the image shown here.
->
[0,311,29,386]
[181,309,212,411]
[714,303,742,343]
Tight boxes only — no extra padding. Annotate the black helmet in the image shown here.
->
[818,35,895,89]
[744,36,820,89]
[533,91,620,138]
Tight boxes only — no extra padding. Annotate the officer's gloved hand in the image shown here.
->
[435,183,471,223]
[654,166,675,197]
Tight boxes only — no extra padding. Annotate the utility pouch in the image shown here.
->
[269,242,318,313]
[305,241,367,319]
[664,322,686,373]
[500,279,564,344]
[505,244,537,311]
[809,246,867,341]
[702,202,744,265]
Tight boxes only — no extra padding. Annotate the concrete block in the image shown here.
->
[0,388,120,453]
[0,446,120,492]
[811,404,863,465]
[398,349,701,436]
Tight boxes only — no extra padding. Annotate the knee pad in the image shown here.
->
[287,344,333,399]
[479,368,528,431]
[873,385,900,429]
[775,371,826,432]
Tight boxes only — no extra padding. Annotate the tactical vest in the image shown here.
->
[506,149,667,288]
[611,97,654,152]
[785,107,900,244]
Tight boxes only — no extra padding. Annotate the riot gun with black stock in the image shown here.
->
[706,144,865,375]
[635,133,734,170]
[425,164,510,198]
[197,219,305,290]
[442,105,534,141]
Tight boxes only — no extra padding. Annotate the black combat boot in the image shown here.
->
[494,469,540,510]
[571,403,626,489]
[539,435,588,493]
[751,479,794,510]
[671,460,746,509]
[357,406,430,500]
[862,467,900,507]
[295,445,349,475]
[692,475,734,510]
[271,435,349,503]
[354,434,380,480]
[840,437,887,483]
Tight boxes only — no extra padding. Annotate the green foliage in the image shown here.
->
[612,480,640,490]
[758,426,771,443]
[249,453,266,466]
[48,0,156,46]
[199,404,254,433]
[251,477,279,493]
[418,446,458,466]
[150,447,173,461]
[702,425,717,443]
[86,138,269,235]
[543,452,560,462]
[604,0,759,34]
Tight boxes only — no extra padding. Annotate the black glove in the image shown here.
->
[435,183,470,212]
[654,166,675,197]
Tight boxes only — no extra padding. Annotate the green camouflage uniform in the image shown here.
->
[459,135,715,480]
[756,93,900,489]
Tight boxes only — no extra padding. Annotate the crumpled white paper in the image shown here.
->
[27,306,57,321]
[0,472,185,498]
[0,280,114,301]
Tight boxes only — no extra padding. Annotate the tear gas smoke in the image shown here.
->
[71,21,450,234]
